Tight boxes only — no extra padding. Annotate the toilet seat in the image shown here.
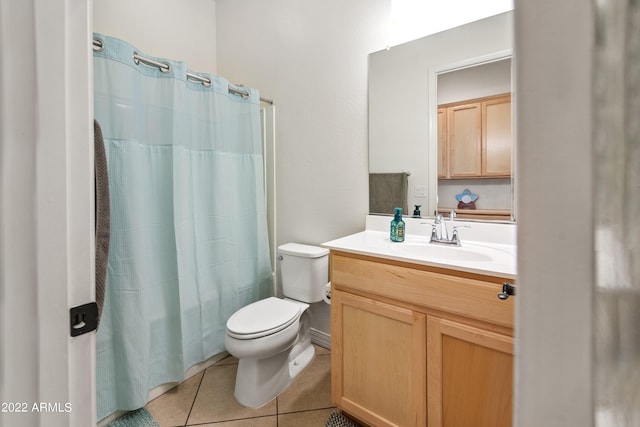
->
[226,297,302,340]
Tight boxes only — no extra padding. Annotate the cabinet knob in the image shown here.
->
[498,282,516,300]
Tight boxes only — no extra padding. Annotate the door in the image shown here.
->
[448,103,482,178]
[427,316,513,427]
[0,1,95,426]
[332,290,427,427]
[482,95,512,177]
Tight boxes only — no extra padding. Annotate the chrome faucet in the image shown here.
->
[430,210,464,246]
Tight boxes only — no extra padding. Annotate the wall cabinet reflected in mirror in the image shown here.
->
[438,94,511,179]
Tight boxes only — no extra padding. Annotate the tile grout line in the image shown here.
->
[182,368,207,427]
[278,406,337,416]
[183,415,276,427]
[179,349,331,426]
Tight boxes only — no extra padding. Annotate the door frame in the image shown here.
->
[0,1,95,426]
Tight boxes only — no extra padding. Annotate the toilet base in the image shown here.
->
[234,333,315,408]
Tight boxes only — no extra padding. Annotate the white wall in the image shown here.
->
[439,179,511,210]
[93,0,217,73]
[437,58,511,105]
[215,0,391,335]
[215,0,390,245]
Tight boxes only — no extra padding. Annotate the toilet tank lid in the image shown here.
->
[278,243,329,258]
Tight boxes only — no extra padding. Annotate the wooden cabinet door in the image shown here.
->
[332,290,427,427]
[437,108,448,178]
[482,96,512,177]
[427,316,513,427]
[448,103,482,178]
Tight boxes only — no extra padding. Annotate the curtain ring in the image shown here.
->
[93,39,104,52]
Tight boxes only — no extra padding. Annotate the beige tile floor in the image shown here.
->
[146,345,336,427]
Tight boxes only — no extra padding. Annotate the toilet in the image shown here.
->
[224,243,329,408]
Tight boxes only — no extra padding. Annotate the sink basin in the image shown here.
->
[321,230,517,278]
[388,241,493,262]
[386,236,515,265]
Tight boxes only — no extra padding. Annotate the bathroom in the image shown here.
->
[0,0,638,426]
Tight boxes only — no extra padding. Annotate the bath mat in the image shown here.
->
[107,408,159,427]
[325,410,362,427]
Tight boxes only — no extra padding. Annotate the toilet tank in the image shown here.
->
[278,243,329,303]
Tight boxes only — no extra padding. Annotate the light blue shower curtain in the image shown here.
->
[93,34,273,420]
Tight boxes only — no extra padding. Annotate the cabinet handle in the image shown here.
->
[498,282,516,300]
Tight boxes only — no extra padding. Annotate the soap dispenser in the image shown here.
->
[390,207,405,242]
[413,205,422,218]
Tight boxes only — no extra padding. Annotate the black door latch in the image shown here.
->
[498,283,516,300]
[70,302,98,337]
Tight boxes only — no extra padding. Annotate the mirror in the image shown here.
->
[368,11,514,221]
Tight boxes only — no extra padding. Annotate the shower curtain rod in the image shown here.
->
[92,39,274,105]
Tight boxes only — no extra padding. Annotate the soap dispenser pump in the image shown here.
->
[390,207,405,242]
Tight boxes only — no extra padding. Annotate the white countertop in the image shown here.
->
[322,216,517,279]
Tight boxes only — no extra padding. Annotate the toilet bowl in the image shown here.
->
[224,243,329,408]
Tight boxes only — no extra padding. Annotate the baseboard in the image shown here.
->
[310,328,331,350]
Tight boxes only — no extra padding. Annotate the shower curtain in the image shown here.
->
[93,34,273,420]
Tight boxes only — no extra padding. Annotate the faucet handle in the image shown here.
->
[429,224,439,241]
[449,228,460,245]
[450,225,469,246]
[450,210,456,220]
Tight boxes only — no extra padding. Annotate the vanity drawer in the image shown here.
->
[330,251,514,329]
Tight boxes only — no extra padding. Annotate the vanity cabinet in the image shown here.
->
[426,316,513,427]
[332,290,427,427]
[438,94,512,179]
[330,251,514,427]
